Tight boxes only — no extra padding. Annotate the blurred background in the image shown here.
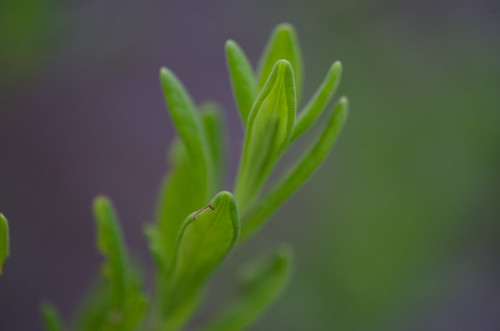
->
[1,0,499,330]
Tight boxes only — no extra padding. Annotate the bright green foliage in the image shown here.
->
[38,23,348,331]
[41,302,64,331]
[160,191,240,330]
[225,40,258,125]
[0,214,9,275]
[235,60,296,211]
[202,246,292,331]
[257,23,303,101]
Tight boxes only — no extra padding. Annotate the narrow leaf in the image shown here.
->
[241,97,348,240]
[41,302,64,331]
[202,246,292,331]
[257,23,303,101]
[225,40,258,125]
[291,61,342,142]
[235,60,296,211]
[0,213,9,275]
[93,196,129,309]
[201,102,226,190]
[160,67,213,197]
[161,191,240,330]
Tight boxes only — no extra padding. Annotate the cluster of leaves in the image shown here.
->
[0,23,348,331]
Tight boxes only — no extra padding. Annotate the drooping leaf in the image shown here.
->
[291,61,342,142]
[225,40,258,125]
[201,102,226,190]
[241,97,348,240]
[41,302,64,331]
[0,213,9,275]
[257,23,303,101]
[202,246,292,331]
[160,191,240,330]
[160,67,214,196]
[235,60,296,211]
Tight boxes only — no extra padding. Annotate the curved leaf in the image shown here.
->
[257,23,303,101]
[235,60,296,211]
[41,302,64,331]
[0,213,9,275]
[225,40,258,126]
[241,97,348,240]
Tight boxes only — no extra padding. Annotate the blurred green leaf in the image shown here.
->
[235,60,296,211]
[241,97,348,240]
[0,213,9,275]
[161,191,240,330]
[202,246,292,331]
[201,102,226,189]
[154,140,207,266]
[225,40,258,125]
[41,302,64,331]
[291,61,342,142]
[93,196,148,330]
[257,23,303,101]
[160,67,214,197]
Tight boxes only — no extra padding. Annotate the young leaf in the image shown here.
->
[0,213,9,275]
[161,191,240,330]
[202,246,292,331]
[235,60,296,211]
[225,40,258,126]
[154,139,207,265]
[41,302,64,331]
[201,102,226,190]
[160,67,214,197]
[241,97,348,240]
[257,23,303,101]
[291,61,342,142]
[93,196,129,309]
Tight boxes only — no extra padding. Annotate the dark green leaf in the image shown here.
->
[0,213,9,275]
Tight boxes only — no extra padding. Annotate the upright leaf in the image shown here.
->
[202,246,292,331]
[201,102,226,190]
[161,191,240,330]
[241,97,348,240]
[160,67,214,197]
[0,213,9,275]
[291,61,342,142]
[257,23,303,101]
[225,40,258,126]
[235,60,296,211]
[41,302,64,331]
[93,196,129,309]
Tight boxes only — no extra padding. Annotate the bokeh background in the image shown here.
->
[1,0,499,330]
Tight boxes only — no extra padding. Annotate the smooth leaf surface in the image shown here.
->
[154,139,207,265]
[41,302,64,331]
[225,40,258,126]
[161,191,240,330]
[291,61,342,142]
[257,23,303,101]
[0,213,9,275]
[241,97,348,240]
[201,102,226,189]
[94,196,129,309]
[202,246,292,331]
[235,60,296,211]
[160,67,213,196]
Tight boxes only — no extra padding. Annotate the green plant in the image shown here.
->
[1,23,348,331]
